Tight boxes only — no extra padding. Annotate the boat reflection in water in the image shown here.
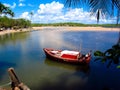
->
[43,58,90,90]
[44,58,90,73]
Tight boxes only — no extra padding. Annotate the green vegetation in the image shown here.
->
[0,2,14,17]
[32,22,120,28]
[94,44,120,68]
[0,16,31,30]
[0,2,31,30]
[32,22,87,27]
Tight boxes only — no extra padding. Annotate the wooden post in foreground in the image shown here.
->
[8,68,30,90]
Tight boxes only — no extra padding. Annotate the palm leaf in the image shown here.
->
[117,65,120,69]
[94,50,104,56]
[0,2,14,17]
[64,0,120,23]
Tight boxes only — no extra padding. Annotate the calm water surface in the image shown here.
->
[0,29,120,90]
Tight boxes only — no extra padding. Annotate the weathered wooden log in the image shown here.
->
[0,88,6,90]
[8,68,30,90]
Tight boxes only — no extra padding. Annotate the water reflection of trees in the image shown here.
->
[0,32,30,46]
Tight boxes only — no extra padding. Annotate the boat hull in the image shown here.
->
[43,48,91,65]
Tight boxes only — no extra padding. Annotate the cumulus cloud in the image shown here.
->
[19,1,116,24]
[37,1,64,15]
[20,12,30,20]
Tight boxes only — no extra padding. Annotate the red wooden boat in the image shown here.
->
[43,48,91,64]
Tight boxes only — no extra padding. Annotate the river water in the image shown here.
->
[0,28,120,90]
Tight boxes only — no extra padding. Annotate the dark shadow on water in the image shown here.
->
[33,77,86,90]
[31,59,90,90]
[0,61,16,81]
[44,58,90,74]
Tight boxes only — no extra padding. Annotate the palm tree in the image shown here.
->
[0,2,14,17]
[64,0,120,23]
[29,11,33,28]
[29,11,33,22]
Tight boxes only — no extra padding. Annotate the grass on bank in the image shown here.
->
[32,22,120,28]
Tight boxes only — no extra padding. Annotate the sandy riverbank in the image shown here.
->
[32,26,120,31]
[0,28,39,35]
[0,26,119,36]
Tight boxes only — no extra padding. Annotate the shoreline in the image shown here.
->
[0,26,119,36]
[32,26,120,31]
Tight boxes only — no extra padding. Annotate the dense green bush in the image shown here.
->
[0,16,31,30]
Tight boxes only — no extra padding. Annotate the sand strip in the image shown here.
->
[0,26,119,36]
[33,26,120,31]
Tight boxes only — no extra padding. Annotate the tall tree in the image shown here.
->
[29,11,33,20]
[0,2,14,17]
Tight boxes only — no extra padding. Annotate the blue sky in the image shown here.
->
[0,0,117,24]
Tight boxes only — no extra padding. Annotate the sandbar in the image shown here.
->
[0,26,119,36]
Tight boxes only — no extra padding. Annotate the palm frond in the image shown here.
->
[0,2,14,17]
[113,0,120,10]
[64,0,88,8]
[64,0,120,23]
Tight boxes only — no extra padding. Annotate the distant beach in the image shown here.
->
[0,26,119,36]
[33,26,120,31]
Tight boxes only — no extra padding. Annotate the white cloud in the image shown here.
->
[20,12,30,20]
[37,1,64,15]
[19,1,116,24]
[4,2,16,9]
[11,2,16,8]
[19,3,25,6]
